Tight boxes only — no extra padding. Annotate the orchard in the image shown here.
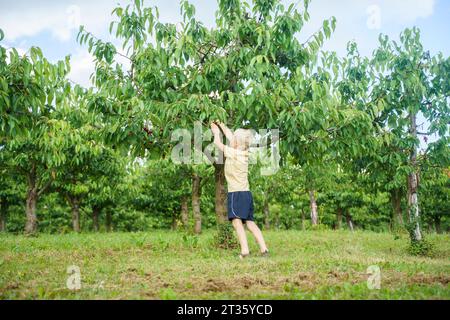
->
[0,0,449,300]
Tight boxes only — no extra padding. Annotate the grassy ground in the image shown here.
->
[0,230,449,300]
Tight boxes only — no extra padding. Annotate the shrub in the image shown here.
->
[408,238,435,257]
[214,223,238,249]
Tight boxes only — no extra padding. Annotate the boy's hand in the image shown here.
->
[210,123,220,136]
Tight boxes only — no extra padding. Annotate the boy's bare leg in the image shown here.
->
[232,219,249,255]
[246,221,268,253]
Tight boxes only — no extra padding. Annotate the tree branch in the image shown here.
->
[37,179,53,197]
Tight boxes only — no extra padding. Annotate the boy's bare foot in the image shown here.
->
[261,250,269,257]
[239,253,250,260]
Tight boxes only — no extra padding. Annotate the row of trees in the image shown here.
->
[1,155,448,234]
[1,0,449,251]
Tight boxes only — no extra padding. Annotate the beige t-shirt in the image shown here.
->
[224,146,249,192]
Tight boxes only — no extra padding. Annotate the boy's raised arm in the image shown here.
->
[216,121,234,143]
[211,123,226,153]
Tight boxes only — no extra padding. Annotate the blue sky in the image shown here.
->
[1,0,449,87]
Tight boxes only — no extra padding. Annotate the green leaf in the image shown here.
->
[134,0,141,11]
[109,22,115,35]
[323,20,330,38]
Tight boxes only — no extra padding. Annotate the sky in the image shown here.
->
[1,0,449,87]
[1,0,448,147]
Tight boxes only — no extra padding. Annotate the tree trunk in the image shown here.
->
[309,190,318,226]
[405,178,411,223]
[192,174,202,234]
[407,111,422,242]
[68,196,81,233]
[0,199,7,232]
[214,164,227,224]
[434,217,442,234]
[300,207,305,230]
[263,197,270,230]
[346,210,354,231]
[25,168,39,235]
[105,211,112,232]
[391,189,404,226]
[180,196,189,229]
[336,207,343,230]
[92,206,100,232]
[171,214,178,230]
[275,212,280,228]
[25,190,38,234]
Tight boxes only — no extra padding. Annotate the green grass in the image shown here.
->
[0,230,449,300]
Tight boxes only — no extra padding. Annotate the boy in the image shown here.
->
[211,121,269,259]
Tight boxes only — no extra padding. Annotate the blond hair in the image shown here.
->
[233,129,253,151]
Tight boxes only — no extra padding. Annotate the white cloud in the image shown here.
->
[304,0,436,24]
[293,0,436,57]
[2,4,75,42]
[68,49,95,88]
[67,48,133,88]
[0,0,119,42]
[376,0,435,23]
[0,0,217,43]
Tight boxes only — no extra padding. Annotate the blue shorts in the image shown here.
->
[227,191,254,223]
